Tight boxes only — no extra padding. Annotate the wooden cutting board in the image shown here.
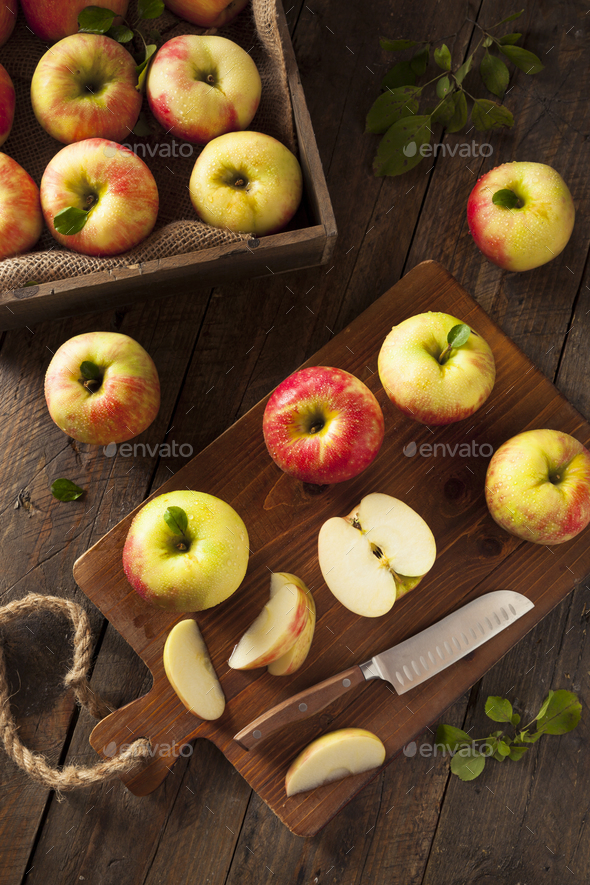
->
[73,260,590,837]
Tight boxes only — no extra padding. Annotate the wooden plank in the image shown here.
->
[72,260,590,836]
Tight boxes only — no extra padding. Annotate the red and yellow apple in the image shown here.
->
[285,728,386,797]
[485,429,590,544]
[318,493,437,617]
[40,139,159,256]
[0,0,16,47]
[123,490,250,612]
[163,619,225,720]
[262,366,384,485]
[44,331,160,445]
[378,312,496,425]
[467,161,575,272]
[0,63,15,147]
[0,154,43,260]
[163,0,249,27]
[268,574,315,676]
[147,35,261,145]
[31,34,142,145]
[20,0,129,42]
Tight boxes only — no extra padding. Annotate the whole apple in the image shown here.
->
[378,312,496,425]
[0,154,43,259]
[20,0,129,42]
[41,139,159,256]
[45,331,160,445]
[163,0,249,27]
[189,130,303,235]
[262,366,384,485]
[0,0,16,47]
[467,161,575,272]
[123,490,250,612]
[147,35,261,145]
[31,34,142,144]
[0,63,15,147]
[485,429,590,544]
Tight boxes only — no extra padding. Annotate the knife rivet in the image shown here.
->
[342,678,351,687]
[253,730,262,739]
[298,703,308,712]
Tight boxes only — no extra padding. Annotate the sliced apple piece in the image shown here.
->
[163,619,225,720]
[229,580,308,669]
[268,587,316,676]
[318,492,436,617]
[285,728,386,797]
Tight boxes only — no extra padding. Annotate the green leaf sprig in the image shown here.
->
[438,323,471,364]
[164,506,190,551]
[51,478,85,502]
[368,9,544,177]
[435,689,582,782]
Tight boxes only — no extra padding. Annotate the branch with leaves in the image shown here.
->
[367,9,544,177]
[435,689,582,782]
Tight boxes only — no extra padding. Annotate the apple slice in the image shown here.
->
[318,492,436,617]
[163,619,225,720]
[285,728,386,797]
[268,586,316,676]
[229,580,308,669]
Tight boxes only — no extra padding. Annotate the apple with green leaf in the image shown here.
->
[163,0,249,27]
[0,155,44,260]
[20,0,129,42]
[44,331,160,445]
[378,312,496,425]
[123,491,250,612]
[467,161,575,272]
[485,429,590,544]
[285,728,386,797]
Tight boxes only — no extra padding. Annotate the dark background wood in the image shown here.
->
[0,0,589,881]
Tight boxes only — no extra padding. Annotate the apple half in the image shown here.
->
[163,619,225,720]
[268,574,316,676]
[318,492,436,617]
[285,728,386,797]
[229,572,309,670]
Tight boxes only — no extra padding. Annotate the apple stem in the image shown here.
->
[176,541,188,551]
[438,344,453,365]
[82,379,100,393]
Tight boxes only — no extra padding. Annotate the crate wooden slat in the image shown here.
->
[0,0,337,330]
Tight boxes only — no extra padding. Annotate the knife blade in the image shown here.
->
[233,590,534,750]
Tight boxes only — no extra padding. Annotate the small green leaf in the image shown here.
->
[80,360,101,381]
[499,32,522,45]
[53,207,89,236]
[381,60,417,90]
[136,44,157,91]
[373,114,432,177]
[454,53,473,85]
[471,99,514,131]
[497,740,512,756]
[107,23,134,42]
[365,85,421,134]
[511,713,521,726]
[480,51,510,97]
[516,729,529,743]
[535,690,555,721]
[534,689,582,736]
[451,746,486,781]
[138,0,165,18]
[494,9,524,27]
[431,91,456,125]
[492,188,520,209]
[51,478,85,502]
[164,506,189,536]
[485,696,513,722]
[446,90,467,132]
[133,111,153,136]
[508,745,529,761]
[447,323,471,349]
[78,5,116,33]
[436,75,452,99]
[483,35,493,48]
[410,44,430,76]
[493,749,507,762]
[433,43,451,70]
[499,43,544,74]
[434,723,471,753]
[380,38,418,52]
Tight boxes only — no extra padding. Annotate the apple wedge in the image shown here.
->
[229,579,308,669]
[318,492,436,617]
[163,619,225,720]
[285,728,386,797]
[268,584,315,676]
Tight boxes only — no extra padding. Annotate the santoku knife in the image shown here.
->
[233,590,534,750]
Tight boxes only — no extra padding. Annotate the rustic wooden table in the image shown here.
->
[1,1,589,883]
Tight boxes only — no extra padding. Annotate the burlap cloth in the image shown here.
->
[0,0,296,292]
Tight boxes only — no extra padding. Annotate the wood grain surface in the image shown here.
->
[73,260,590,836]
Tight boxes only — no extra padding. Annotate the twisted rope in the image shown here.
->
[0,593,151,796]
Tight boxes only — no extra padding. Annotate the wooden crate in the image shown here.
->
[0,2,337,331]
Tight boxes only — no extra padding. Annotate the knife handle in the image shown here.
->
[233,664,366,750]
